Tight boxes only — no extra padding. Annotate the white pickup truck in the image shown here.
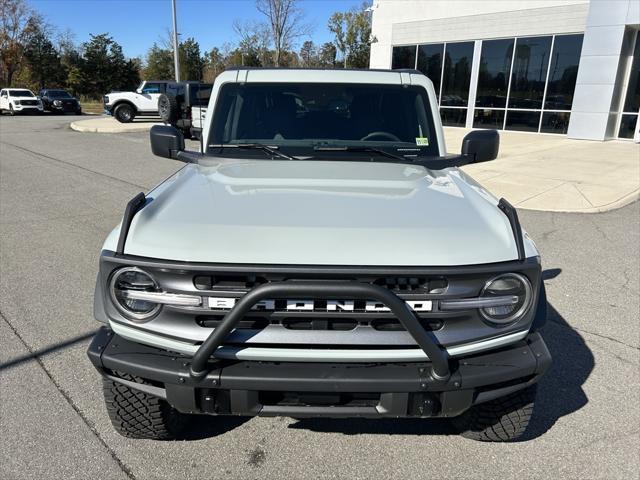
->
[103,80,171,123]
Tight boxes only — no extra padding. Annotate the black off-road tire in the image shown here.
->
[158,93,179,123]
[103,373,189,440]
[114,103,135,123]
[452,385,537,442]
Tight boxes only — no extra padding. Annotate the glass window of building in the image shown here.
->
[473,109,505,129]
[505,110,541,132]
[392,45,417,69]
[540,112,571,134]
[508,36,552,109]
[440,108,467,127]
[441,42,474,107]
[417,44,444,97]
[476,38,514,108]
[618,34,640,139]
[544,34,583,111]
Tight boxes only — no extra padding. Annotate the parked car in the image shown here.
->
[39,89,81,114]
[103,80,172,123]
[158,81,212,139]
[88,68,550,442]
[0,88,43,115]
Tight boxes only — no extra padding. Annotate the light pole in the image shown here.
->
[171,0,180,82]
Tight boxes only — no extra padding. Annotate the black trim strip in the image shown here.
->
[101,250,540,276]
[116,192,146,255]
[498,198,525,262]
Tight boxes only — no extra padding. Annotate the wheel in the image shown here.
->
[102,373,189,440]
[75,109,82,115]
[114,103,135,123]
[452,385,537,442]
[158,93,179,124]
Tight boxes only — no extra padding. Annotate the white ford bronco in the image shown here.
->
[103,80,170,123]
[88,68,551,442]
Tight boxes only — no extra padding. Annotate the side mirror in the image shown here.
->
[461,129,499,163]
[150,125,184,159]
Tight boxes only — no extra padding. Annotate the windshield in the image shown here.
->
[207,83,439,158]
[48,90,72,98]
[9,90,35,97]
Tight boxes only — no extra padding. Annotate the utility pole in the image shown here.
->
[171,0,181,82]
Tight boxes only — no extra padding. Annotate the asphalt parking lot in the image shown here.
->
[1,114,638,480]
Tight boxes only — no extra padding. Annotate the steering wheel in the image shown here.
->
[360,131,401,142]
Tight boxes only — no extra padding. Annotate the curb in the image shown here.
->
[70,119,160,133]
[516,189,639,214]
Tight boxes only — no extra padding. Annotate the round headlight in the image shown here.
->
[109,267,161,321]
[53,99,62,106]
[480,273,532,325]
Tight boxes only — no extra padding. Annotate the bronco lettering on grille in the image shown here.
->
[207,297,432,312]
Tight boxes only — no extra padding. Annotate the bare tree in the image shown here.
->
[0,0,41,86]
[256,0,309,67]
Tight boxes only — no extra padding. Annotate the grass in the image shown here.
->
[81,102,104,114]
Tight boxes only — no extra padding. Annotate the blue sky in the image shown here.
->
[32,0,355,59]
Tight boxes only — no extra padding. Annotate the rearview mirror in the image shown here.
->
[150,125,184,159]
[461,130,499,163]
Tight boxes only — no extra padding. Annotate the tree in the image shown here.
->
[23,23,64,89]
[328,2,375,69]
[299,40,316,67]
[318,42,337,68]
[144,43,173,80]
[80,33,134,97]
[179,37,203,81]
[0,0,41,86]
[233,20,270,67]
[202,46,226,82]
[256,0,309,67]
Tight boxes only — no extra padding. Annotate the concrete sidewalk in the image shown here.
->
[450,128,639,213]
[70,116,161,133]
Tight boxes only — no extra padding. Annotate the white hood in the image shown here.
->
[103,158,536,266]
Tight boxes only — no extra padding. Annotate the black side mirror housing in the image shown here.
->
[150,125,185,159]
[461,129,499,163]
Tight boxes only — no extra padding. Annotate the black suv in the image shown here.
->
[158,81,212,139]
[39,89,81,114]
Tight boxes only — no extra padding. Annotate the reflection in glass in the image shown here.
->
[440,108,467,127]
[473,109,505,129]
[618,114,638,139]
[544,34,583,110]
[417,44,444,96]
[508,36,552,109]
[441,42,474,107]
[476,39,513,108]
[622,35,640,113]
[505,110,541,132]
[392,45,417,69]
[540,112,571,134]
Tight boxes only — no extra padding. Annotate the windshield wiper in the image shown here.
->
[209,143,295,160]
[314,145,406,162]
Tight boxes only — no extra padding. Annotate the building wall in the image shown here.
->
[371,0,640,140]
[370,0,589,69]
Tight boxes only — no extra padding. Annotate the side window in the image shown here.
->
[142,83,163,94]
[0,90,5,97]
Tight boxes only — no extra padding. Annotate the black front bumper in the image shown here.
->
[88,327,551,418]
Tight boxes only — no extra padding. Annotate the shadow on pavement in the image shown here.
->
[178,415,251,441]
[0,330,96,371]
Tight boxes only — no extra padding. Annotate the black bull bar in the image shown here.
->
[189,281,451,382]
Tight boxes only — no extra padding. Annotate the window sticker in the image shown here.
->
[415,137,429,146]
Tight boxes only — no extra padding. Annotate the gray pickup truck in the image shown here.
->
[88,67,550,442]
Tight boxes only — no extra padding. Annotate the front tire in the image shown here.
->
[452,385,537,442]
[103,374,189,440]
[114,103,135,123]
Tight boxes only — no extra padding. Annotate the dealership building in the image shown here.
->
[370,0,640,140]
